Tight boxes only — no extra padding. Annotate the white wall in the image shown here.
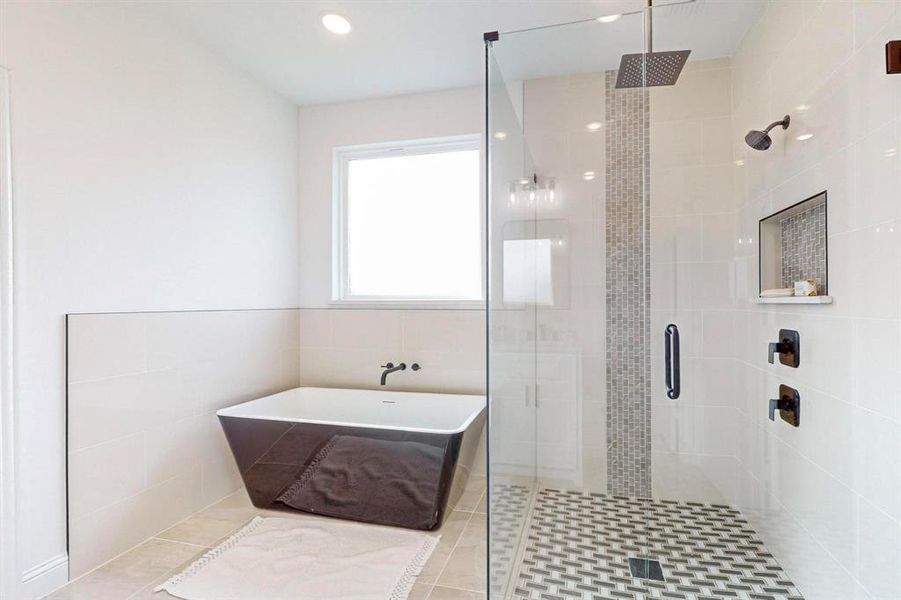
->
[730,2,901,599]
[295,89,486,397]
[0,66,16,600]
[298,308,484,395]
[0,2,300,596]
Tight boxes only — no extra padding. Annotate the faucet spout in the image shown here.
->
[380,362,406,386]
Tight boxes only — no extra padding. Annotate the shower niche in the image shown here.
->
[757,191,832,304]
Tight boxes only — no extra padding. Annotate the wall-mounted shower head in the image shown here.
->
[745,115,791,151]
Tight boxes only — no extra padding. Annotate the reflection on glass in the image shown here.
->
[502,239,553,305]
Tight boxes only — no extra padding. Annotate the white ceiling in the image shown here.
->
[149,0,762,105]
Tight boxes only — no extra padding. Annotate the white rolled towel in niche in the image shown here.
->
[760,288,793,298]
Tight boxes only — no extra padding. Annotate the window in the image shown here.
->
[333,136,482,304]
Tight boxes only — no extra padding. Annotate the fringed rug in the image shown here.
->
[155,516,439,600]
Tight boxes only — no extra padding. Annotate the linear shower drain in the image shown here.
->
[628,557,666,582]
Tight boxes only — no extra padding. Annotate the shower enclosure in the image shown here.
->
[482,3,878,599]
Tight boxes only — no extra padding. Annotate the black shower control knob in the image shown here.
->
[769,385,800,427]
[768,329,800,368]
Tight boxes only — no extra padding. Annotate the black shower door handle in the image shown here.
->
[664,323,680,400]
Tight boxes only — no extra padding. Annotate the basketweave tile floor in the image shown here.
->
[489,484,535,598]
[509,488,804,600]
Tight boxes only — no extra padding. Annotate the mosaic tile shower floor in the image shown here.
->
[509,489,803,600]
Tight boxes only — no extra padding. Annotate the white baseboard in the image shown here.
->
[20,553,68,599]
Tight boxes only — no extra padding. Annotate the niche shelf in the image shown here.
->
[753,296,833,305]
[757,191,830,304]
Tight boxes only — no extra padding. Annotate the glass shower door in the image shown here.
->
[486,45,539,599]
[486,10,654,598]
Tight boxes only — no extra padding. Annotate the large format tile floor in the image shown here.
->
[47,475,488,600]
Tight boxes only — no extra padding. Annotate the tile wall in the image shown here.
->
[297,309,485,397]
[495,60,739,503]
[649,58,739,504]
[780,201,827,293]
[66,309,300,577]
[730,2,901,598]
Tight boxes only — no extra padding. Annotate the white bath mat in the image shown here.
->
[155,516,439,600]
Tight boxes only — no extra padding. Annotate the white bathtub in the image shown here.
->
[217,387,486,530]
[217,386,485,434]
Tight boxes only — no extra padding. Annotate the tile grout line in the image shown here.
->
[430,583,488,597]
[59,491,229,593]
[71,496,257,597]
[150,537,212,550]
[125,512,265,600]
[428,511,476,598]
[124,543,213,600]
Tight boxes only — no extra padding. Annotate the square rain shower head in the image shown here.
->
[615,50,691,88]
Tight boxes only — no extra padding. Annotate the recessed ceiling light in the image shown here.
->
[583,171,596,181]
[796,133,814,141]
[734,159,745,166]
[518,178,530,185]
[494,131,507,140]
[321,12,352,35]
[795,104,810,111]
[597,14,622,23]
[586,121,603,132]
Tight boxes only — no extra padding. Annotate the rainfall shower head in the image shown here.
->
[744,115,791,151]
[615,51,692,88]
[614,0,692,89]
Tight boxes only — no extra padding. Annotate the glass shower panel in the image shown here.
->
[486,2,839,599]
[486,46,538,599]
[486,10,653,598]
[487,3,901,599]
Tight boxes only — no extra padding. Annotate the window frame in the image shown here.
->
[331,134,484,308]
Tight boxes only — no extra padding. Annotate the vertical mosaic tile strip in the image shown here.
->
[605,70,651,498]
[511,489,804,600]
[780,202,826,294]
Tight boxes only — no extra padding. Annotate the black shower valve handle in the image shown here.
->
[769,385,801,426]
[767,341,790,364]
[768,329,800,368]
[769,396,790,420]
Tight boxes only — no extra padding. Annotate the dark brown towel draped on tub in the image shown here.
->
[276,435,446,530]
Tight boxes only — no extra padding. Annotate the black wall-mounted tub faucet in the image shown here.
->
[380,362,406,385]
[768,329,800,367]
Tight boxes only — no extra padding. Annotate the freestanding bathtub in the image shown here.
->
[217,387,486,531]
